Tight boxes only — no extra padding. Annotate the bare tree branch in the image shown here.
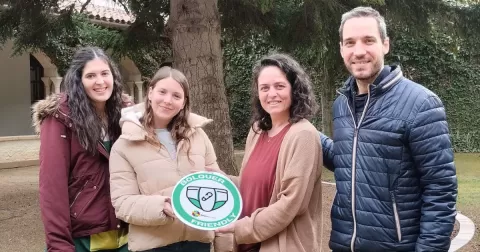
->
[115,0,130,14]
[67,3,75,13]
[80,0,92,13]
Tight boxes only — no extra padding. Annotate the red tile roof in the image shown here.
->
[60,0,134,25]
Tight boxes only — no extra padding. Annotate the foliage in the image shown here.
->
[388,30,480,152]
[116,0,170,78]
[1,0,480,151]
[0,0,170,76]
[222,1,480,152]
[223,32,277,147]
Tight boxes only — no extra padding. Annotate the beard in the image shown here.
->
[348,60,383,84]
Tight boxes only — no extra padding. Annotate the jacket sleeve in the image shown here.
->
[319,132,335,171]
[109,146,173,226]
[213,233,235,252]
[199,128,242,189]
[38,117,75,252]
[234,129,321,244]
[199,128,220,170]
[408,96,457,252]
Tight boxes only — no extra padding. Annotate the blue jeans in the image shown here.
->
[141,241,210,252]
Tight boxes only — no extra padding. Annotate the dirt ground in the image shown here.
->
[0,166,45,251]
[321,183,335,251]
[0,167,463,252]
[0,166,336,252]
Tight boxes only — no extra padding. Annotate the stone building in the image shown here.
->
[0,0,147,167]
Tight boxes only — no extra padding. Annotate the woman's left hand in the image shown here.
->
[215,222,235,233]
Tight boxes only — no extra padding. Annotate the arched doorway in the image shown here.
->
[30,54,44,104]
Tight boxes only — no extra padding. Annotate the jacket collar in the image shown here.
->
[31,93,110,158]
[32,93,72,134]
[338,65,404,98]
[119,102,213,141]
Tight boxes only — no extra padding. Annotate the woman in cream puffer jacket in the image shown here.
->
[109,67,232,252]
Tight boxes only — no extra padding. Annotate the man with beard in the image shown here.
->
[320,6,458,252]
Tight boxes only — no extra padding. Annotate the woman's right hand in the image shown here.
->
[163,198,175,218]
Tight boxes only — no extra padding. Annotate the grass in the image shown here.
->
[323,153,480,251]
[454,153,480,251]
[322,169,335,182]
[455,153,480,206]
[235,151,480,250]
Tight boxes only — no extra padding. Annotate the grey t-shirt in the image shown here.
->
[155,128,177,159]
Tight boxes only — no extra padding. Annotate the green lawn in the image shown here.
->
[454,153,480,251]
[322,168,334,182]
[456,153,480,206]
[321,153,480,251]
[235,151,480,250]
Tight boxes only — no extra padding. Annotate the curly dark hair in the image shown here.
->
[63,47,124,155]
[250,53,318,131]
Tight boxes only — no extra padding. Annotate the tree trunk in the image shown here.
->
[170,0,238,175]
[320,81,335,138]
[319,60,337,138]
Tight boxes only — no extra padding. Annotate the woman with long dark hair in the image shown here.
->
[216,53,323,252]
[33,47,130,252]
[109,66,231,252]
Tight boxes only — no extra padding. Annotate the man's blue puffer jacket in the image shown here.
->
[321,65,457,251]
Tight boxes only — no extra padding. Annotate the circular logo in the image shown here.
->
[172,171,242,231]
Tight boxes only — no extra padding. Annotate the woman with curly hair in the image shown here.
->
[32,47,130,252]
[108,66,231,252]
[216,53,324,252]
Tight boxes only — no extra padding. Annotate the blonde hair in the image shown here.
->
[142,66,192,156]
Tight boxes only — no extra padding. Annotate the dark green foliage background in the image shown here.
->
[222,33,277,147]
[223,32,480,152]
[388,34,480,152]
[2,0,478,152]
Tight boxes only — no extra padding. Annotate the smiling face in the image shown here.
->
[148,77,186,129]
[81,58,114,110]
[257,66,292,120]
[340,17,389,85]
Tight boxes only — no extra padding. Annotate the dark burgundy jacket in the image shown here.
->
[33,94,124,252]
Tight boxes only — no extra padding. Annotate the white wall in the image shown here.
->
[0,41,34,136]
[0,136,40,169]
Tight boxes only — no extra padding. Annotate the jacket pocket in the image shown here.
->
[70,180,96,219]
[391,192,402,242]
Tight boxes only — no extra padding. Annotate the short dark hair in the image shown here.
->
[339,6,388,43]
[250,53,318,131]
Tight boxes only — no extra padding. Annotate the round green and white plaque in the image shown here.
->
[171,171,242,231]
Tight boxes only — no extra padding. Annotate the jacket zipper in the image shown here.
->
[99,140,108,151]
[338,89,371,252]
[173,139,185,176]
[70,180,89,208]
[175,140,187,241]
[391,193,402,242]
[157,144,181,174]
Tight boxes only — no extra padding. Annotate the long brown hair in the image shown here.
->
[64,46,123,155]
[142,66,192,154]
